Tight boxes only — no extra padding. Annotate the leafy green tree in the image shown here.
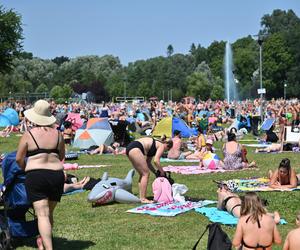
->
[52,56,70,66]
[62,84,73,99]
[189,43,196,54]
[50,85,63,99]
[186,72,211,100]
[206,41,226,78]
[232,36,258,99]
[167,45,174,57]
[261,9,300,35]
[210,84,224,100]
[36,83,49,93]
[0,5,23,73]
[191,44,208,67]
[263,33,293,98]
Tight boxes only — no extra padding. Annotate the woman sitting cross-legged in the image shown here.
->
[268,158,300,189]
[232,192,282,250]
[222,132,256,170]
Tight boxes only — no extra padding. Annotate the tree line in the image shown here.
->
[1,6,300,102]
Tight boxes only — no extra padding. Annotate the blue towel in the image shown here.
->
[63,189,85,196]
[195,207,287,225]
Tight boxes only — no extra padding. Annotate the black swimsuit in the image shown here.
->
[126,138,157,157]
[26,130,60,157]
[240,216,272,250]
[25,130,64,203]
[221,196,241,215]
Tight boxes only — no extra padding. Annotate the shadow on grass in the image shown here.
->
[13,237,95,249]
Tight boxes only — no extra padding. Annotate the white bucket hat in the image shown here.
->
[24,100,56,126]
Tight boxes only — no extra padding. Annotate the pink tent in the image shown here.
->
[65,113,83,131]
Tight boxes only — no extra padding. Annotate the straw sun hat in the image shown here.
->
[24,100,56,126]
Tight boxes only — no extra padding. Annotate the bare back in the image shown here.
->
[240,214,277,250]
[284,228,300,250]
[137,137,159,157]
[24,127,64,171]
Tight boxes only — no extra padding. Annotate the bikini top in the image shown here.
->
[26,130,60,157]
[221,196,241,215]
[147,138,157,157]
[241,216,272,250]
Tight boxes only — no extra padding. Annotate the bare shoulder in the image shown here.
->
[288,227,300,237]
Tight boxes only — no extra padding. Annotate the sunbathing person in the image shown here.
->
[167,130,192,160]
[217,184,281,223]
[0,125,14,137]
[283,211,300,250]
[217,183,241,218]
[63,172,101,193]
[255,143,283,153]
[90,142,123,155]
[268,158,300,189]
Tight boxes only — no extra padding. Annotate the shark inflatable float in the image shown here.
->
[88,169,140,205]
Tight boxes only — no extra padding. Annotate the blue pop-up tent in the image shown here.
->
[0,115,11,127]
[2,108,19,126]
[0,108,19,127]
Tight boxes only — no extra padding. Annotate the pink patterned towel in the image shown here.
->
[63,163,111,170]
[163,165,225,175]
[163,166,258,175]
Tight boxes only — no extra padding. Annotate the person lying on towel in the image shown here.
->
[217,183,280,224]
[268,158,300,189]
[63,172,101,193]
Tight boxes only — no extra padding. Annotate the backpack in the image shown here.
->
[193,223,232,250]
[152,177,173,203]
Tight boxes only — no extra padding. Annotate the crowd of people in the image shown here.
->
[1,97,300,249]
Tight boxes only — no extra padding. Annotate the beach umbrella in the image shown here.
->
[73,118,114,149]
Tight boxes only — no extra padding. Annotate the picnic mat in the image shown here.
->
[224,177,300,192]
[195,207,287,225]
[63,189,85,196]
[163,166,258,175]
[163,165,225,175]
[63,163,112,170]
[242,144,269,148]
[160,158,200,163]
[127,200,216,217]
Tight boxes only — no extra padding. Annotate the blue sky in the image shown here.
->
[2,0,300,65]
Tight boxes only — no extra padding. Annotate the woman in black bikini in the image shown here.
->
[126,136,173,203]
[217,184,241,218]
[16,100,65,250]
[232,192,281,250]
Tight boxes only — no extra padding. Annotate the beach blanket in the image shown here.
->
[63,189,85,196]
[163,165,225,175]
[127,200,216,217]
[242,144,269,148]
[195,207,287,225]
[65,152,79,160]
[63,163,112,170]
[223,177,300,192]
[160,158,200,163]
[163,166,258,175]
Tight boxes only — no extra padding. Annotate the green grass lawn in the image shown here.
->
[1,134,299,250]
